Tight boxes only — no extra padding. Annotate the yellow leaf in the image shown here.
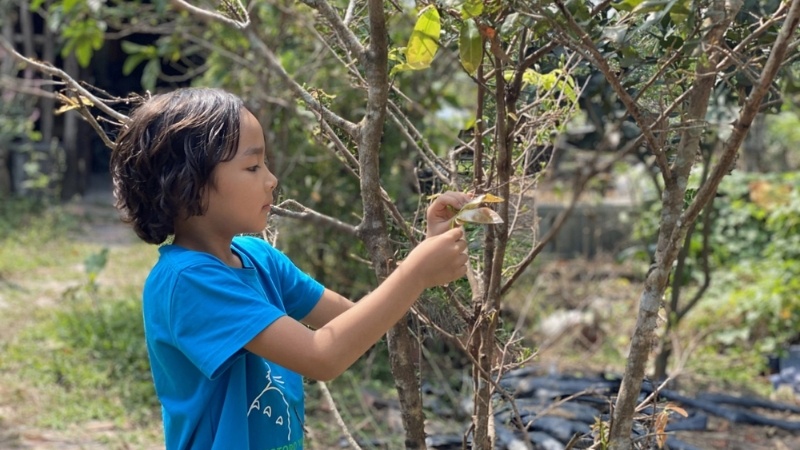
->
[480,193,505,203]
[403,5,440,70]
[461,193,505,211]
[54,94,95,115]
[54,104,81,115]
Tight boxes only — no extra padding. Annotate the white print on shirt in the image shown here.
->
[248,364,292,441]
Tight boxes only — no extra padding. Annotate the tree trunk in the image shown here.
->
[359,0,426,447]
[609,0,800,447]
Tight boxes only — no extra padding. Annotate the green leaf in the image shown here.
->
[84,248,109,278]
[631,0,677,14]
[63,0,81,13]
[612,0,644,12]
[74,41,93,68]
[461,0,483,19]
[121,40,154,56]
[30,0,46,10]
[404,5,440,69]
[390,63,414,76]
[458,21,483,76]
[514,68,579,104]
[141,59,160,92]
[122,54,148,76]
[499,13,522,36]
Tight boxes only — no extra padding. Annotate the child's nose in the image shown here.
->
[266,172,278,190]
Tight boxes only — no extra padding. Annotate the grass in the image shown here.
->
[0,198,162,448]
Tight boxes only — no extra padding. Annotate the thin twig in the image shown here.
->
[171,0,250,28]
[317,381,363,450]
[273,200,358,236]
[0,35,128,123]
[298,0,366,63]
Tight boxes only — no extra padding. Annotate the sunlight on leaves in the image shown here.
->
[460,0,483,18]
[459,20,483,76]
[511,68,579,105]
[391,5,441,75]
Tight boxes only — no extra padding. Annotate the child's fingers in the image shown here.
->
[433,192,470,211]
[443,226,465,241]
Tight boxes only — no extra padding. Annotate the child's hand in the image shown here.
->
[426,191,472,238]
[403,227,468,288]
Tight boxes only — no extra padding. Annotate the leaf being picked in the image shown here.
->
[456,207,503,224]
[460,193,505,211]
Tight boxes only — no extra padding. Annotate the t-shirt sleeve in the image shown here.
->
[168,263,285,380]
[255,239,325,320]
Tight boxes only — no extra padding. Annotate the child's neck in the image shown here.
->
[173,233,241,268]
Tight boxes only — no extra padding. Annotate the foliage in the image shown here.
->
[764,111,800,170]
[0,95,41,149]
[390,5,441,75]
[30,0,107,68]
[633,169,800,361]
[697,172,800,355]
[1,248,158,427]
[0,89,45,197]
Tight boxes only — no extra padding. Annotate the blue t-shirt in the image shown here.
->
[143,236,324,450]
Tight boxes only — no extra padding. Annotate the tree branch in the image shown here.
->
[551,0,673,182]
[171,0,250,29]
[298,0,366,63]
[272,200,358,236]
[682,0,800,231]
[0,35,128,123]
[245,29,359,139]
[317,381,363,450]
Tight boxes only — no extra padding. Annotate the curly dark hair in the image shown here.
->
[110,88,244,244]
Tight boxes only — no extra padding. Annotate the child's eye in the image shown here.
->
[247,165,260,172]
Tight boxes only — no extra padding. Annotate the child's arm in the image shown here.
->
[299,191,471,329]
[300,289,354,329]
[245,226,467,381]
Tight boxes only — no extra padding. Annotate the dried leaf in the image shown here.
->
[479,193,505,203]
[665,402,688,417]
[54,94,95,115]
[655,412,669,449]
[461,193,505,211]
[456,207,503,224]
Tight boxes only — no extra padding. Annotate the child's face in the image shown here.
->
[202,108,278,236]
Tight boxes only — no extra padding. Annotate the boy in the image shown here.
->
[110,87,469,449]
